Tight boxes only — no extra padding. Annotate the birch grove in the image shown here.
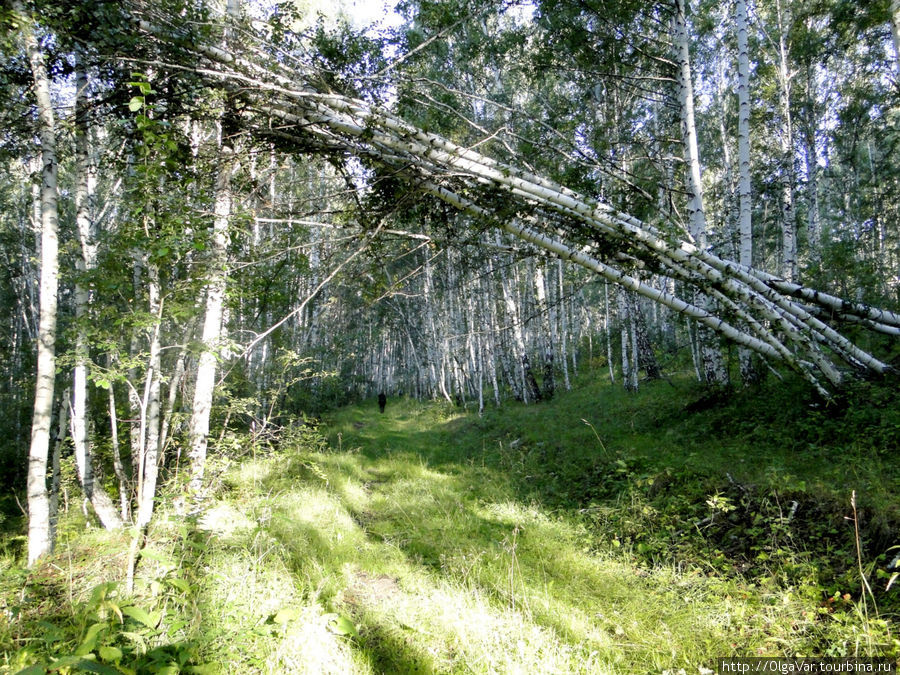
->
[3,0,899,564]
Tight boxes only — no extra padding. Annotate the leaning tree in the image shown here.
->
[122,0,899,398]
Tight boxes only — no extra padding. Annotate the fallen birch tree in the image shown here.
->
[125,2,897,396]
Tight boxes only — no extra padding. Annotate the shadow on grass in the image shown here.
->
[356,620,437,675]
[243,414,750,670]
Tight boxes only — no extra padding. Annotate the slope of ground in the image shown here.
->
[1,374,898,673]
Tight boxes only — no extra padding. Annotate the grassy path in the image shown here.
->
[193,388,883,672]
[3,377,897,673]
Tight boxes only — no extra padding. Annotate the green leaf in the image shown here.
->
[68,659,124,674]
[98,645,123,662]
[76,623,106,655]
[165,577,191,593]
[272,606,303,624]
[150,666,178,675]
[139,550,175,567]
[185,665,220,674]
[324,613,359,639]
[122,605,160,629]
[128,96,144,112]
[47,655,83,670]
[14,666,47,675]
[37,620,65,644]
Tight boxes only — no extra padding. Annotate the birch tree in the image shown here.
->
[891,0,900,79]
[71,52,122,530]
[772,0,798,283]
[187,0,240,497]
[673,0,729,385]
[736,0,756,382]
[18,0,60,565]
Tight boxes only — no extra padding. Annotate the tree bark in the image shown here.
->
[20,2,61,566]
[48,388,69,546]
[673,0,729,386]
[71,53,122,530]
[188,139,233,497]
[775,0,797,283]
[106,372,131,522]
[891,0,900,80]
[604,282,615,384]
[736,0,757,385]
[135,262,163,528]
[619,288,638,392]
[633,296,661,380]
[533,261,554,399]
[556,259,571,390]
[736,0,752,271]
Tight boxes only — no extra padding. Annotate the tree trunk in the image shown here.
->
[619,288,638,392]
[673,0,728,386]
[48,388,69,546]
[20,2,61,566]
[188,140,232,496]
[71,53,122,530]
[736,0,752,271]
[522,354,542,402]
[533,261,554,399]
[633,298,661,380]
[556,259,571,390]
[891,0,900,79]
[106,372,131,522]
[496,242,528,401]
[736,0,757,384]
[186,0,241,501]
[135,262,163,528]
[604,282,615,384]
[773,0,798,283]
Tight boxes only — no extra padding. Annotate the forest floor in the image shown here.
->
[1,372,899,673]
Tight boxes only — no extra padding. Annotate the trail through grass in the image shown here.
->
[2,375,898,673]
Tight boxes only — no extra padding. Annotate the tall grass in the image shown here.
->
[2,374,898,673]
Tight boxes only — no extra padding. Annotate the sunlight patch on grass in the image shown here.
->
[269,602,371,675]
[343,565,608,674]
[197,502,255,539]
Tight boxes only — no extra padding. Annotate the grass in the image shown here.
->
[1,371,899,673]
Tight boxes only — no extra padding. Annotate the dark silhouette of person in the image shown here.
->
[378,392,386,413]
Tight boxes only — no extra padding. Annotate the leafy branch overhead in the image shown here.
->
[121,0,899,395]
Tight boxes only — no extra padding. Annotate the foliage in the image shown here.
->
[3,372,899,671]
[1,529,212,674]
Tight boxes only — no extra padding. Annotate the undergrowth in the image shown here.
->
[1,373,898,673]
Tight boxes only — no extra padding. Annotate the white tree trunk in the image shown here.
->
[533,261,554,398]
[776,0,797,283]
[674,0,729,385]
[188,140,233,496]
[674,0,708,248]
[136,262,163,528]
[891,0,900,79]
[604,282,615,384]
[736,0,752,270]
[72,54,122,530]
[496,243,529,400]
[736,0,757,384]
[106,373,131,522]
[21,3,60,566]
[48,388,69,546]
[556,259,571,390]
